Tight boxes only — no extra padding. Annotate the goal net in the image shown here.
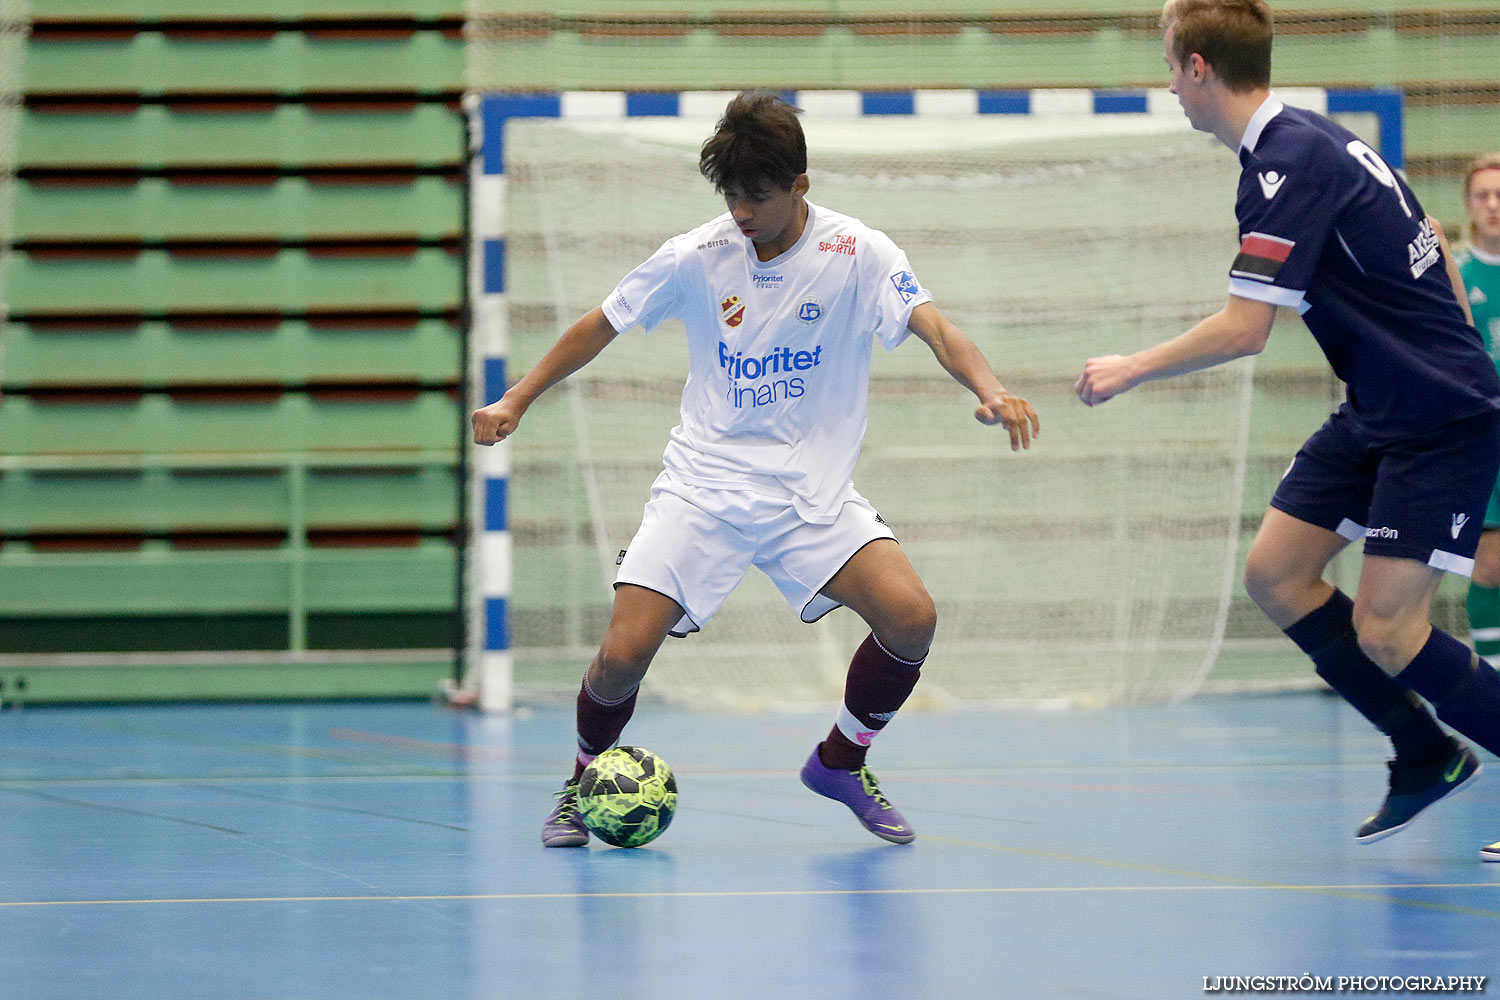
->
[497,98,1264,710]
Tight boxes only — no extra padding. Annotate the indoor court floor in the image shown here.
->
[1,691,1497,999]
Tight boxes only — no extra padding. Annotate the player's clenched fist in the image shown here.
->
[975,391,1040,451]
[472,396,524,446]
[1074,355,1137,407]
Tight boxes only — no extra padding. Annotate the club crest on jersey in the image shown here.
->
[720,294,746,328]
[890,271,919,303]
[797,298,823,323]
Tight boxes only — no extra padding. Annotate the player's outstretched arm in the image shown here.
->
[907,301,1039,451]
[1075,294,1275,407]
[1429,215,1477,328]
[471,306,620,446]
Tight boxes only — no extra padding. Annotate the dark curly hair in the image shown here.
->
[698,91,807,194]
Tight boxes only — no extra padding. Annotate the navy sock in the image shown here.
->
[1397,627,1500,759]
[1284,590,1448,764]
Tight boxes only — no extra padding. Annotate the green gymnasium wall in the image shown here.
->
[464,2,1500,223]
[2,2,1498,702]
[1,2,467,702]
[473,3,1500,698]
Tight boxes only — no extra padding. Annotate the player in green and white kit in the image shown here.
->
[1461,154,1500,666]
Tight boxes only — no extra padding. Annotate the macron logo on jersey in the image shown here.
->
[890,271,920,303]
[1257,170,1288,199]
[1231,232,1295,284]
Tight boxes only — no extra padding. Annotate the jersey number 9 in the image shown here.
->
[1346,139,1412,219]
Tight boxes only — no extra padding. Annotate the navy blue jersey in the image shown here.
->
[1229,99,1500,442]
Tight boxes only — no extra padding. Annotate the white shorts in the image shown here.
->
[615,473,897,637]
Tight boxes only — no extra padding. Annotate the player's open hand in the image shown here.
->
[1075,355,1137,407]
[471,396,525,446]
[975,392,1039,451]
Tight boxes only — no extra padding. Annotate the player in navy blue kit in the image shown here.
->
[1076,0,1500,854]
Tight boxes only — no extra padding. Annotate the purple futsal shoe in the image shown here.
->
[540,777,590,848]
[800,748,916,844]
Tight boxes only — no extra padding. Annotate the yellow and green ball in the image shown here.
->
[577,746,678,848]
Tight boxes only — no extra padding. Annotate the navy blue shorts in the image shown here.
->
[1270,406,1500,576]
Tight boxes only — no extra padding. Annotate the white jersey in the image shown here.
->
[601,201,931,523]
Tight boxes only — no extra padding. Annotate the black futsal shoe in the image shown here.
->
[1356,739,1480,844]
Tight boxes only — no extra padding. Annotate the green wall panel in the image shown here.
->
[0,392,460,454]
[0,658,452,704]
[3,320,461,385]
[33,0,460,16]
[7,247,460,311]
[15,178,462,241]
[17,105,463,166]
[26,33,462,93]
[0,463,459,532]
[0,545,458,614]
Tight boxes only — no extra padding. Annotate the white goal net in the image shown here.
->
[500,102,1266,710]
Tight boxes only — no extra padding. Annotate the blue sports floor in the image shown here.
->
[1,692,1498,999]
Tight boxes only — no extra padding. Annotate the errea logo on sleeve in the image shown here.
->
[889,271,920,303]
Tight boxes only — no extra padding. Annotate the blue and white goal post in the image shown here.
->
[456,86,1404,713]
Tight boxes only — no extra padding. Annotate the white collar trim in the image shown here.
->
[1469,243,1500,267]
[1240,94,1284,156]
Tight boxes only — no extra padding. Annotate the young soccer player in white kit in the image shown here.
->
[472,92,1040,847]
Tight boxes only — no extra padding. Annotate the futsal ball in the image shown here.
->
[577,745,678,848]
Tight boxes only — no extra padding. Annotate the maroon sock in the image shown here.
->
[818,633,924,770]
[572,674,638,778]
